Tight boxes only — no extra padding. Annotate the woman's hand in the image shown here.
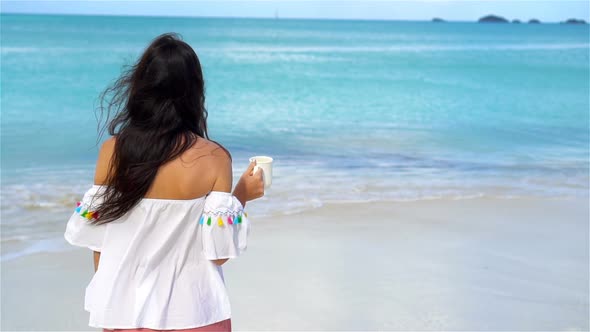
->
[233,161,264,207]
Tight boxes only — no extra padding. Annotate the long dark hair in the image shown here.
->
[91,32,208,225]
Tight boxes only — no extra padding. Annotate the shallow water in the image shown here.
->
[1,14,589,260]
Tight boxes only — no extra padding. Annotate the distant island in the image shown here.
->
[478,15,509,23]
[430,15,588,25]
[562,18,588,24]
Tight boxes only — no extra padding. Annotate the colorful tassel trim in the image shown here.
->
[200,212,246,226]
[75,201,99,221]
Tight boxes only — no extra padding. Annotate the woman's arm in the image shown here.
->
[233,161,264,207]
[209,155,263,266]
[91,139,113,271]
[93,251,100,272]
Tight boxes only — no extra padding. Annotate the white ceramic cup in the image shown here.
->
[249,156,273,189]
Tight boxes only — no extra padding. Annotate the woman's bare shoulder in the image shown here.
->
[188,137,231,164]
[92,135,231,192]
[176,137,232,194]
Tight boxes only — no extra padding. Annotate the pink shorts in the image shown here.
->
[103,319,231,332]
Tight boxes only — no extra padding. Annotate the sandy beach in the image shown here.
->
[2,196,588,331]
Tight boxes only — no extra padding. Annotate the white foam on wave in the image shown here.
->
[222,52,344,64]
[0,47,41,54]
[207,43,590,55]
[1,46,142,55]
[3,43,586,57]
[1,237,71,262]
[2,160,587,260]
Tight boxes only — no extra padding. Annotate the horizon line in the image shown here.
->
[1,11,587,24]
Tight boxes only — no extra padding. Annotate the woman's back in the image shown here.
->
[95,135,230,200]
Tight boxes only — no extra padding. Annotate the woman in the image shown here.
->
[64,32,264,332]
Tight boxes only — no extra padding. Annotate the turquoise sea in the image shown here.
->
[1,14,589,260]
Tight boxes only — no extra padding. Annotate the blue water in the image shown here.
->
[1,14,589,259]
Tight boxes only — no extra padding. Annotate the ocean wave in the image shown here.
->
[1,162,587,262]
[223,52,341,64]
[4,161,587,220]
[3,43,588,56]
[1,237,72,262]
[0,46,142,54]
[209,43,590,54]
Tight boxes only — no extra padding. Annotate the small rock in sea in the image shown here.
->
[562,18,588,25]
[478,15,509,23]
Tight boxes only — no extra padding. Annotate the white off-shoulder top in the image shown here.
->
[63,184,250,330]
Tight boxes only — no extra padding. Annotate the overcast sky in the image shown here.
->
[1,1,589,22]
